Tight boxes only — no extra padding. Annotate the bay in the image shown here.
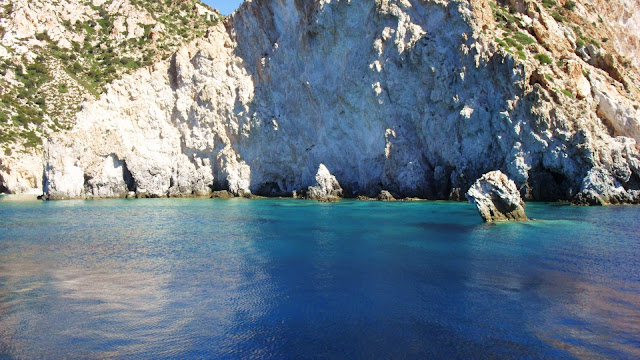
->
[0,197,639,359]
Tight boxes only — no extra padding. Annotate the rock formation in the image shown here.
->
[211,190,234,199]
[306,164,343,202]
[0,0,219,194]
[575,167,640,205]
[466,171,528,222]
[377,190,396,201]
[1,0,640,204]
[0,151,43,194]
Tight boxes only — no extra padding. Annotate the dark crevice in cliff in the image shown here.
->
[623,171,640,191]
[212,178,229,192]
[168,54,179,91]
[121,159,136,192]
[254,181,289,197]
[527,167,573,201]
[83,174,92,188]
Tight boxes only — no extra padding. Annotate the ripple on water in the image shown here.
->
[0,199,638,359]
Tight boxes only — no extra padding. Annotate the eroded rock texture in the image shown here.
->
[36,0,640,202]
[307,164,343,202]
[0,0,220,195]
[466,170,528,222]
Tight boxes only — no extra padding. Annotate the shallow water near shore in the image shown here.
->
[0,197,639,359]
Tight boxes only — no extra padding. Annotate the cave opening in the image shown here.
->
[121,160,136,192]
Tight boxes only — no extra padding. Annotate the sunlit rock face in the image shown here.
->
[466,170,528,222]
[0,151,42,195]
[306,164,343,202]
[0,0,221,195]
[43,0,640,202]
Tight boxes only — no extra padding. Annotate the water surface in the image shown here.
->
[0,197,639,359]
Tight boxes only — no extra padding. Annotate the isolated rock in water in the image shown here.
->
[377,190,395,201]
[466,171,528,222]
[575,167,637,205]
[307,164,343,202]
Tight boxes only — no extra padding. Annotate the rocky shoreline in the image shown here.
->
[2,0,640,208]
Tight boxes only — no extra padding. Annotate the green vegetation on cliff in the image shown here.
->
[0,0,221,154]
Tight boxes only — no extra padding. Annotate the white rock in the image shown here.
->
[466,171,528,222]
[575,167,636,205]
[0,151,43,194]
[307,164,343,202]
[592,79,640,143]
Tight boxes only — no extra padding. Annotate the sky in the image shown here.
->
[201,0,244,15]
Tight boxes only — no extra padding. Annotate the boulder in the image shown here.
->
[376,190,396,201]
[307,164,343,202]
[466,171,528,222]
[238,189,262,199]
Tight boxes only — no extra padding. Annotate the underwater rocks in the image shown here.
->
[466,171,528,223]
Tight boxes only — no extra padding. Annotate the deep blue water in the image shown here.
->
[0,197,639,359]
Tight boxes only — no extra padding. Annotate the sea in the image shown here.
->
[0,197,638,359]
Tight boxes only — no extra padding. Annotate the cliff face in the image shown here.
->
[0,0,219,194]
[39,0,640,203]
[590,0,640,70]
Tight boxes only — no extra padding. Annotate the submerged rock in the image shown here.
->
[466,171,528,223]
[356,195,374,201]
[307,164,343,202]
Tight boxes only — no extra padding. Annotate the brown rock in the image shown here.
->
[211,190,234,198]
[376,190,396,201]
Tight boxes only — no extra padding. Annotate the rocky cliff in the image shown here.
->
[8,0,640,204]
[0,0,220,193]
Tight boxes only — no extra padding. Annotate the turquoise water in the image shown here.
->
[0,197,639,359]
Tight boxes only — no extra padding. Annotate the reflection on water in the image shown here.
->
[0,198,639,359]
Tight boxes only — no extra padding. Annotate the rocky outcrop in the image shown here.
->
[575,167,640,205]
[211,190,234,199]
[27,0,640,203]
[377,190,396,201]
[0,0,220,195]
[0,151,43,194]
[306,164,343,202]
[589,0,640,70]
[466,171,528,222]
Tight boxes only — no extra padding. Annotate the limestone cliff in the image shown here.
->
[18,0,640,203]
[0,0,220,193]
